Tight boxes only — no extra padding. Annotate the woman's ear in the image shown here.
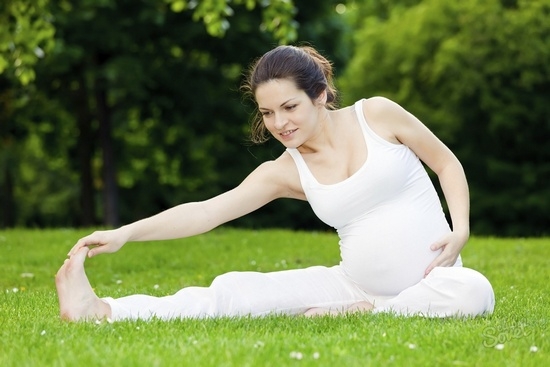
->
[316,89,328,106]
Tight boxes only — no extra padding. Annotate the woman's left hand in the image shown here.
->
[424,232,468,276]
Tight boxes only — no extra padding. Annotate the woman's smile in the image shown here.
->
[280,128,298,137]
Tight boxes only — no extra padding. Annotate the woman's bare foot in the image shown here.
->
[304,301,374,317]
[55,247,111,321]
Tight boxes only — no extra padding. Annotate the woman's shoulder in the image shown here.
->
[251,152,305,200]
[356,97,408,144]
[360,96,404,115]
[341,96,406,123]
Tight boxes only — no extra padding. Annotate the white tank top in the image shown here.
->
[287,99,460,296]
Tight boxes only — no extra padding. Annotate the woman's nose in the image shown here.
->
[274,113,287,130]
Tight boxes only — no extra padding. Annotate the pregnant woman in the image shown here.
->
[56,45,495,321]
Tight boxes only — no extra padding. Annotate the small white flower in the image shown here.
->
[250,260,257,266]
[254,341,265,348]
[136,326,140,330]
[106,317,114,324]
[530,346,538,353]
[408,343,416,349]
[154,284,159,289]
[95,319,102,325]
[116,279,123,285]
[495,344,505,350]
[290,351,303,360]
[12,288,19,293]
[313,352,320,359]
[40,330,46,336]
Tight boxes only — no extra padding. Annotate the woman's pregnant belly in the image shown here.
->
[337,208,450,296]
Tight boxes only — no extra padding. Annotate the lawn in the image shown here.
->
[0,228,548,366]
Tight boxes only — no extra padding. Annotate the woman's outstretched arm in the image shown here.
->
[69,158,300,258]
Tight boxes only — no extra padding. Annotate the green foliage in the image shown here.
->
[340,0,550,236]
[0,0,347,228]
[5,0,546,236]
[165,0,299,41]
[0,229,549,366]
[258,0,298,44]
[0,0,55,85]
[166,0,299,43]
[0,0,298,85]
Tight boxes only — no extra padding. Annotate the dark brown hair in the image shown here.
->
[242,45,338,144]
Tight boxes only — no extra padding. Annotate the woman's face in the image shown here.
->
[255,78,324,149]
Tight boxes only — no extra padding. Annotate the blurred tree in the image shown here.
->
[58,0,299,228]
[0,78,19,227]
[0,0,55,226]
[340,0,550,236]
[1,0,349,229]
[1,0,299,227]
[0,0,55,85]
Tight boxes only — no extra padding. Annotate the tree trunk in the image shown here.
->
[94,74,119,227]
[74,73,96,226]
[1,163,16,227]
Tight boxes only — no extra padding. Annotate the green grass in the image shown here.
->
[0,228,548,366]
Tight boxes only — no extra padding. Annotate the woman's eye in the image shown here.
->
[286,105,297,111]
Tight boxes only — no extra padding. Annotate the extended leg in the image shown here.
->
[103,265,368,321]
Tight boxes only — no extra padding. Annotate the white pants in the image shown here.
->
[103,265,494,321]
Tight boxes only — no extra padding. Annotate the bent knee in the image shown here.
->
[432,267,495,316]
[461,268,495,315]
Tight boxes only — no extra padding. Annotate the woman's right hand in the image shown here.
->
[68,228,130,258]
